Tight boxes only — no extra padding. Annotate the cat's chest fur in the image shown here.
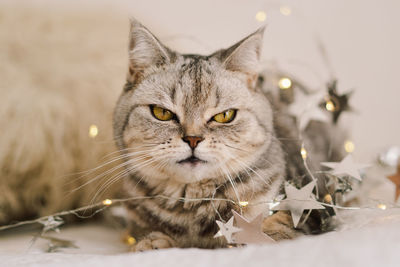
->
[124,148,285,248]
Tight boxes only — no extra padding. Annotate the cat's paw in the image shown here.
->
[262,211,302,240]
[132,231,176,252]
[183,179,216,209]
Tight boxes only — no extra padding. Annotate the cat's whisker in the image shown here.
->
[223,146,273,197]
[217,160,241,206]
[224,144,250,153]
[229,157,257,198]
[88,157,161,205]
[224,144,275,189]
[99,146,152,160]
[221,149,259,200]
[89,168,130,206]
[63,148,157,188]
[68,151,157,194]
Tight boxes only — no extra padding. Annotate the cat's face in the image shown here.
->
[114,20,273,183]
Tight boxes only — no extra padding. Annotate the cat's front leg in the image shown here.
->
[262,211,302,240]
[183,179,216,209]
[132,231,177,252]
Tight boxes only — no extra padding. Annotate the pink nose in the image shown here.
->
[182,136,204,149]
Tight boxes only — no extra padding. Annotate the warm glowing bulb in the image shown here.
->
[344,141,355,153]
[102,199,113,206]
[89,125,99,138]
[300,147,307,159]
[239,201,249,207]
[278,77,292,89]
[325,100,335,112]
[377,204,387,210]
[255,11,267,22]
[126,236,136,245]
[323,194,333,203]
[280,6,292,16]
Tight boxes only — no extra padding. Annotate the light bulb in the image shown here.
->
[89,125,99,138]
[278,77,292,89]
[255,11,267,22]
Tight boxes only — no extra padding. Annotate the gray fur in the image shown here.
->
[113,20,343,250]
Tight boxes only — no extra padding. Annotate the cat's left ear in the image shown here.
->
[214,27,265,85]
[127,18,174,84]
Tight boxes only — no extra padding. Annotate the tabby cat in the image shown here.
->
[113,19,344,251]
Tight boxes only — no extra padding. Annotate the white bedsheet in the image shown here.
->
[1,209,399,267]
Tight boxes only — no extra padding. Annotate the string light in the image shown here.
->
[300,147,308,159]
[278,77,292,89]
[102,199,113,206]
[89,125,99,138]
[280,6,292,16]
[323,194,333,204]
[239,201,249,207]
[1,194,400,233]
[123,234,137,245]
[325,100,336,112]
[377,204,387,210]
[255,11,267,22]
[344,140,355,153]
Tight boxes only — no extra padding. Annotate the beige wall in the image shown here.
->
[6,0,400,162]
[125,0,400,163]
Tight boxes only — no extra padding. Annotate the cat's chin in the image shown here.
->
[168,162,218,184]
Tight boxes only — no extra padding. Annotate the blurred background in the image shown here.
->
[2,0,398,161]
[0,0,399,221]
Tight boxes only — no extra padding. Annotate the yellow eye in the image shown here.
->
[213,109,237,123]
[151,106,174,121]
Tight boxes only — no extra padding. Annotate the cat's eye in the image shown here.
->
[151,106,175,121]
[213,109,237,123]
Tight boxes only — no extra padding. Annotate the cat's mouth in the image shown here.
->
[177,156,207,166]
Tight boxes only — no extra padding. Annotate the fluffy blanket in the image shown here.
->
[1,209,399,267]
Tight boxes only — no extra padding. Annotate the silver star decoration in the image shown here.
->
[321,154,370,181]
[214,216,242,243]
[272,181,325,227]
[39,216,64,233]
[232,210,274,244]
[289,91,328,131]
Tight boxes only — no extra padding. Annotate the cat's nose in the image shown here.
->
[182,136,204,150]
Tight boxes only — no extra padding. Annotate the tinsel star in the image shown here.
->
[231,210,274,244]
[320,80,353,123]
[39,216,64,233]
[321,154,370,181]
[289,91,328,131]
[214,216,242,243]
[387,163,400,201]
[272,181,325,227]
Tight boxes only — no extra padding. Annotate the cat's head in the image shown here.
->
[114,19,274,183]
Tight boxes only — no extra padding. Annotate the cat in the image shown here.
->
[113,19,345,251]
[0,6,343,248]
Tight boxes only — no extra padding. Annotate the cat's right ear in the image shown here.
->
[127,18,174,84]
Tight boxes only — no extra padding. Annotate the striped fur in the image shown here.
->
[113,20,343,250]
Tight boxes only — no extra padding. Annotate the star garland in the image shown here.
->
[321,154,370,182]
[214,217,241,243]
[319,80,354,123]
[272,181,325,227]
